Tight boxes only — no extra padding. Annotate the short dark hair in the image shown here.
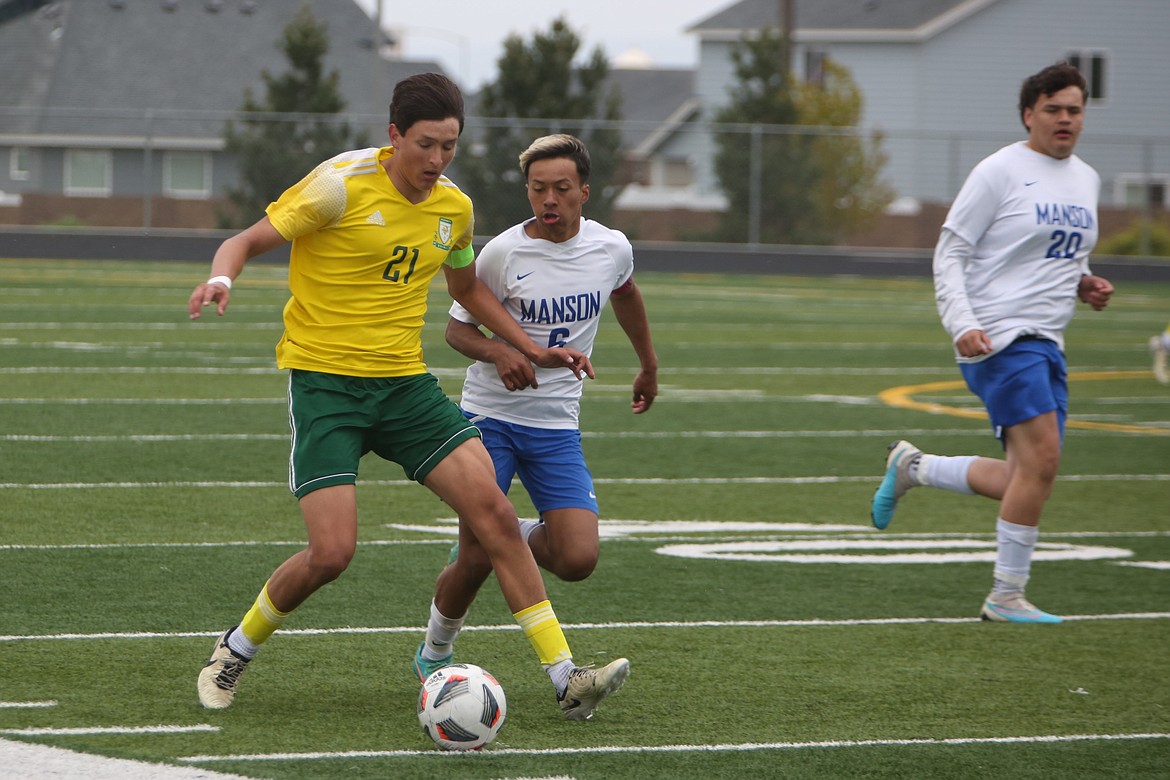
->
[518,134,591,182]
[389,72,465,135]
[1018,62,1087,128]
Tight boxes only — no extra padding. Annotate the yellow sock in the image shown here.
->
[513,599,572,667]
[239,582,290,646]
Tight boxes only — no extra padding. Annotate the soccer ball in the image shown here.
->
[417,663,507,751]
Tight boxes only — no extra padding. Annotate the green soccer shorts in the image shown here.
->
[286,369,480,498]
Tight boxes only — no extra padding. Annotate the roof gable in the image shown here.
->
[0,0,443,139]
[689,0,1001,42]
[606,67,699,156]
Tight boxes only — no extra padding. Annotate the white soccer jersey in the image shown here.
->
[449,217,634,428]
[934,140,1099,361]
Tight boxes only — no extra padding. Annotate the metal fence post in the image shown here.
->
[749,124,762,245]
[142,109,154,230]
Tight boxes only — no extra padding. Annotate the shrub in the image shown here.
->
[1097,219,1170,257]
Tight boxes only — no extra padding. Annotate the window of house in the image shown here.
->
[1115,174,1168,209]
[64,149,112,196]
[661,158,694,188]
[10,147,31,181]
[805,49,827,87]
[1065,49,1107,102]
[163,151,211,198]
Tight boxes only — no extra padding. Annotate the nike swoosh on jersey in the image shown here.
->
[517,271,535,280]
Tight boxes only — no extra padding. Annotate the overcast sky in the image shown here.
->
[353,0,728,89]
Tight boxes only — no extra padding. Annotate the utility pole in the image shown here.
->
[779,0,794,71]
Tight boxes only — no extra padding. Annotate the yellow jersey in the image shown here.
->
[266,146,475,377]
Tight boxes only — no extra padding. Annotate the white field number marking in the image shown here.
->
[655,539,1134,565]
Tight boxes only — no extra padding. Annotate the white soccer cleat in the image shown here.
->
[558,657,630,721]
[197,627,252,709]
[1150,335,1169,385]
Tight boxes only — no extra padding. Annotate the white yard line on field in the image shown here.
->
[2,473,1168,490]
[176,732,1170,763]
[0,725,219,737]
[2,612,1167,644]
[0,428,986,442]
[2,528,1169,553]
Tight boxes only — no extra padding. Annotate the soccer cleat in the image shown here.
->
[980,591,1062,624]
[558,657,630,721]
[870,439,922,530]
[1150,335,1169,385]
[197,627,252,709]
[413,642,453,683]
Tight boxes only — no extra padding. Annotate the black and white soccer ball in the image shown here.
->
[417,663,507,751]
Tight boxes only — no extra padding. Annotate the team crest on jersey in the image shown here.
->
[433,217,453,250]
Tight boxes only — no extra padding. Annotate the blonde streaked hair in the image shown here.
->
[518,134,591,182]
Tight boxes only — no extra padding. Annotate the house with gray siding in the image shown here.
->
[0,0,440,227]
[688,0,1170,212]
[0,0,707,235]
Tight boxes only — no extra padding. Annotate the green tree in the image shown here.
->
[458,18,622,234]
[712,30,890,244]
[219,4,366,227]
[793,60,893,240]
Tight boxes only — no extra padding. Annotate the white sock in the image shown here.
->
[226,627,259,659]
[518,518,542,544]
[421,600,465,661]
[916,454,976,495]
[547,658,573,696]
[993,518,1038,593]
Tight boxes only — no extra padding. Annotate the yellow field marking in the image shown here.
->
[878,371,1169,435]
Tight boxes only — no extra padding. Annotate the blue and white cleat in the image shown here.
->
[413,642,454,683]
[980,592,1062,623]
[870,440,922,530]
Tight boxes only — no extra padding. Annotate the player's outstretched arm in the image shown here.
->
[444,264,594,381]
[446,317,538,392]
[188,218,286,320]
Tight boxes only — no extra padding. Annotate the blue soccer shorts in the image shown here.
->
[464,411,599,515]
[959,336,1068,443]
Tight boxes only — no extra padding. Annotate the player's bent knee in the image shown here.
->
[304,546,355,583]
[552,552,598,582]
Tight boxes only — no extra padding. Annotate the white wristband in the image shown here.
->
[207,275,233,290]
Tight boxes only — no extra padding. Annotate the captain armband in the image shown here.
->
[611,276,635,296]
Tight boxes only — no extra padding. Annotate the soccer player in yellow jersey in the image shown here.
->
[187,73,628,720]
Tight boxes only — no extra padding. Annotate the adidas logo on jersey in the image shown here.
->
[366,210,385,226]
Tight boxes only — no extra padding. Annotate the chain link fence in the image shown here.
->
[2,107,1167,248]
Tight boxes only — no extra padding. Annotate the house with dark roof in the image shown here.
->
[0,0,711,238]
[687,0,1170,221]
[6,0,1162,243]
[456,63,709,241]
[0,0,441,228]
[602,66,723,241]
